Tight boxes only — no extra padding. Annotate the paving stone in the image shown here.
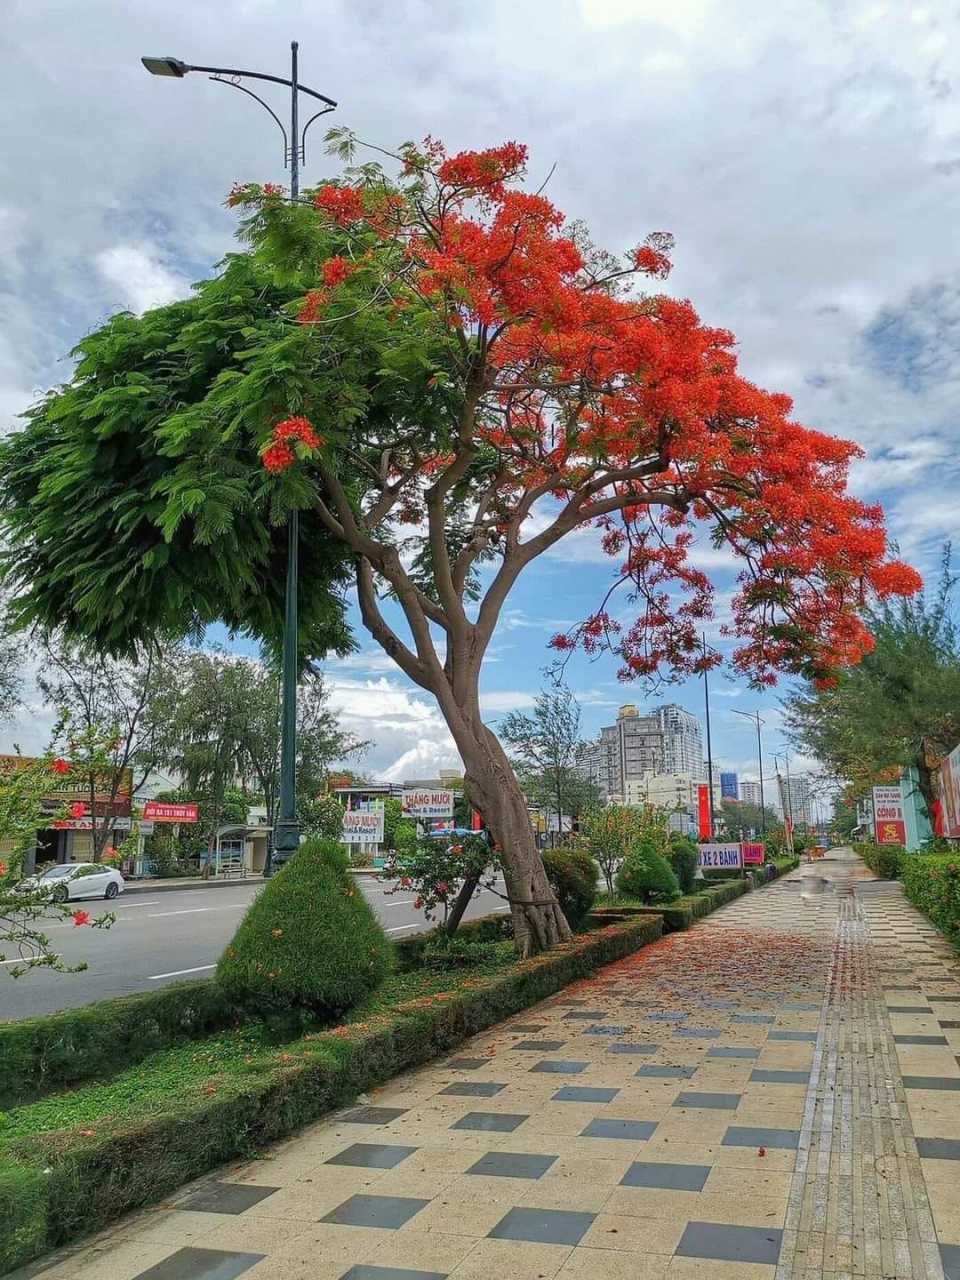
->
[707,1047,760,1059]
[551,1086,619,1103]
[320,1194,430,1229]
[340,1106,409,1125]
[895,1034,950,1044]
[722,1125,800,1149]
[646,1011,687,1021]
[580,1118,657,1141]
[340,1268,446,1280]
[901,1075,960,1090]
[605,1042,659,1055]
[767,1030,818,1042]
[674,1027,723,1038]
[488,1206,596,1245]
[131,1249,266,1279]
[325,1143,418,1170]
[635,1064,697,1079]
[916,1137,960,1159]
[674,1091,741,1110]
[887,1005,933,1013]
[620,1160,711,1190]
[514,1040,566,1051]
[749,1069,810,1084]
[466,1151,557,1179]
[941,1243,960,1280]
[530,1060,589,1074]
[450,1112,528,1133]
[563,1011,606,1020]
[584,1024,628,1036]
[438,1082,506,1097]
[676,1220,783,1265]
[732,1014,775,1024]
[176,1182,280,1215]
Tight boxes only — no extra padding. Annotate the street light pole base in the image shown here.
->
[266,821,301,877]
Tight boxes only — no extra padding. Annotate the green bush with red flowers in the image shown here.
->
[901,854,960,947]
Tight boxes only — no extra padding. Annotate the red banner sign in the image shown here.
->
[697,784,712,840]
[143,801,199,823]
[872,785,905,845]
[742,842,765,865]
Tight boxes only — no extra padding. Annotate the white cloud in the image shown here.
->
[479,690,536,713]
[95,244,189,313]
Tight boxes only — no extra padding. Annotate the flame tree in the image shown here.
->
[0,134,919,953]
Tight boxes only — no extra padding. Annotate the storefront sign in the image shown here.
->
[873,784,906,845]
[402,789,455,819]
[143,801,199,823]
[0,755,133,815]
[52,817,135,831]
[741,842,765,865]
[938,744,960,838]
[698,842,743,869]
[342,809,385,844]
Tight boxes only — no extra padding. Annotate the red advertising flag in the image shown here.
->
[742,842,765,865]
[697,784,712,840]
[143,801,199,823]
[471,809,483,831]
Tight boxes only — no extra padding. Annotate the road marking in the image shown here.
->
[383,899,417,908]
[386,924,420,934]
[0,955,59,966]
[148,964,216,980]
[147,908,211,918]
[112,900,161,908]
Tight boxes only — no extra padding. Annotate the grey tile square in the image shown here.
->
[722,1126,800,1150]
[451,1111,528,1133]
[750,1069,810,1084]
[515,1040,567,1051]
[131,1249,266,1280]
[554,998,586,1005]
[917,1137,960,1159]
[467,1151,557,1179]
[488,1206,595,1246]
[563,1010,606,1020]
[646,1011,687,1021]
[321,1194,430,1229]
[732,1014,775,1024]
[584,1024,629,1036]
[325,1144,418,1170]
[675,1027,722,1038]
[928,995,960,1002]
[707,1047,760,1059]
[606,1042,659,1055]
[894,1034,949,1045]
[635,1064,697,1079]
[940,1021,960,1029]
[941,1243,960,1280]
[701,1000,736,1009]
[768,1031,817,1042]
[443,1059,489,1071]
[674,1091,741,1111]
[177,1182,279,1215]
[341,1267,446,1280]
[510,1023,547,1032]
[438,1082,506,1098]
[884,985,921,992]
[902,1076,960,1090]
[676,1220,783,1265]
[620,1161,710,1191]
[552,1086,619,1103]
[581,1118,657,1141]
[888,1005,932,1013]
[530,1060,589,1074]
[340,1106,409,1125]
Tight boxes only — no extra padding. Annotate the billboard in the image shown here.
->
[402,789,455,819]
[143,801,199,823]
[872,784,906,845]
[939,744,960,839]
[698,842,743,869]
[342,809,385,844]
[741,842,765,865]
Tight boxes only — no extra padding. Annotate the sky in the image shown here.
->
[3,0,959,799]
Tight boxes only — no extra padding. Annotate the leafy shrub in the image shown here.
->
[420,937,512,970]
[667,833,699,893]
[615,836,681,903]
[856,842,904,879]
[902,854,960,945]
[216,838,392,1016]
[542,847,598,930]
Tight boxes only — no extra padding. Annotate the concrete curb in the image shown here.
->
[123,877,265,895]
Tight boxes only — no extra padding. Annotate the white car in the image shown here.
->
[19,862,125,902]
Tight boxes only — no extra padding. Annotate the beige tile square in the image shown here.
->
[602,1186,703,1218]
[53,1242,179,1280]
[517,1180,617,1213]
[369,1228,480,1272]
[666,1258,777,1279]
[559,1247,671,1279]
[120,1209,226,1245]
[201,1214,316,1254]
[702,1167,794,1198]
[581,1213,688,1255]
[274,1221,387,1266]
[413,1194,517,1237]
[449,1237,573,1280]
[544,1155,635,1186]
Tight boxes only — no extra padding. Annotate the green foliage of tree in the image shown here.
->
[719,796,779,839]
[300,791,346,841]
[667,832,699,893]
[381,833,496,928]
[500,686,596,839]
[541,847,598,930]
[785,545,960,821]
[615,835,681,903]
[216,837,391,1016]
[579,806,641,894]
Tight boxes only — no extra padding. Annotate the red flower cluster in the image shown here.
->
[69,802,86,819]
[313,184,364,225]
[321,255,354,287]
[261,416,324,475]
[51,758,70,775]
[72,910,90,927]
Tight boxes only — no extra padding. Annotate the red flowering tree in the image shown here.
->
[1,133,919,954]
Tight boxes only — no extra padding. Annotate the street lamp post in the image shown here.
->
[731,708,766,838]
[142,44,337,876]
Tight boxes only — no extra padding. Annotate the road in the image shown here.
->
[0,877,510,1021]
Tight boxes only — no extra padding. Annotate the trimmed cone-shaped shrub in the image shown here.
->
[542,847,599,931]
[616,836,681,903]
[667,833,699,893]
[216,838,392,1016]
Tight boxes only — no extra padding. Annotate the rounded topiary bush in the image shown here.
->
[216,838,392,1017]
[616,836,681,903]
[667,833,698,893]
[542,847,599,931]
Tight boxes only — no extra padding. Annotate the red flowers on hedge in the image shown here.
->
[261,416,324,475]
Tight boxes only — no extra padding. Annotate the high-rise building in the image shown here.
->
[577,704,663,802]
[739,780,765,809]
[780,774,812,826]
[651,704,704,778]
[720,771,739,799]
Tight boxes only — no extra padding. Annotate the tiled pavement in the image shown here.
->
[15,858,960,1280]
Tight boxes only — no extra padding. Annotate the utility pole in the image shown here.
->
[732,708,767,838]
[702,634,715,838]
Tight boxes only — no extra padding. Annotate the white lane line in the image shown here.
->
[112,900,161,908]
[383,900,417,908]
[0,955,60,966]
[147,908,211,918]
[148,964,216,980]
[386,924,421,934]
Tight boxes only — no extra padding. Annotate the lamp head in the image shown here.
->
[141,56,189,78]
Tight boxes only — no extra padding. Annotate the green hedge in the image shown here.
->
[853,841,905,879]
[0,912,515,1110]
[902,854,960,947]
[0,915,661,1274]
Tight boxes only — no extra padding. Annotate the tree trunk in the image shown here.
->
[454,725,572,957]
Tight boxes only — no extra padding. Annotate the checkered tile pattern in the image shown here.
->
[17,857,960,1280]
